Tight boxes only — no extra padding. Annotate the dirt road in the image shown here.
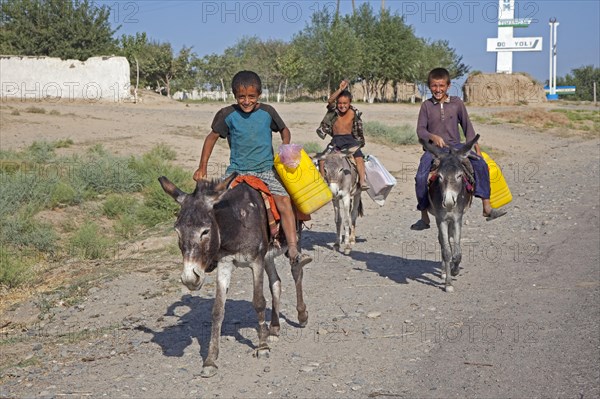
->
[1,98,598,398]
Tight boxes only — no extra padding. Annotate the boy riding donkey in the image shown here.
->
[411,67,507,231]
[316,79,369,191]
[193,70,312,268]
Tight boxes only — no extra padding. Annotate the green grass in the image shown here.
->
[102,194,139,219]
[1,209,57,252]
[0,246,33,289]
[54,138,73,148]
[301,141,323,155]
[0,142,192,288]
[68,221,113,260]
[364,121,418,145]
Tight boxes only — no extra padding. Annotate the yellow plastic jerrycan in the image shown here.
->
[274,149,332,215]
[481,151,512,209]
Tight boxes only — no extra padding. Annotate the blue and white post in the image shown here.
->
[547,18,559,100]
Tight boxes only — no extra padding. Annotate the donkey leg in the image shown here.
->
[201,259,233,378]
[290,259,308,327]
[341,194,352,254]
[333,199,342,250]
[265,254,282,340]
[250,258,270,358]
[449,221,462,277]
[437,222,454,293]
[349,195,361,246]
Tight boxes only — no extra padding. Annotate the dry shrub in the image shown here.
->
[493,108,570,128]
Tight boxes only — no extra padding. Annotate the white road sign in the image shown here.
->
[487,37,543,52]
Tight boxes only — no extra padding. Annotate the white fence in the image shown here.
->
[0,55,131,102]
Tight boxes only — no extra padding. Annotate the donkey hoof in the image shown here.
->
[333,243,340,251]
[200,365,218,378]
[451,266,460,277]
[268,335,280,343]
[254,346,270,359]
[343,247,351,255]
[298,310,309,327]
[441,272,447,280]
[445,285,455,293]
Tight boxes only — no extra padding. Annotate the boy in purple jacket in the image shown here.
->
[411,68,507,230]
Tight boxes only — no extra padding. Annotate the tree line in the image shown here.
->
[1,0,597,101]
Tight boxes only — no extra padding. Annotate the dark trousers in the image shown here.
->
[415,146,490,211]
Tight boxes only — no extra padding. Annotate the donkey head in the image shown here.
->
[421,134,479,210]
[159,174,237,290]
[321,153,357,196]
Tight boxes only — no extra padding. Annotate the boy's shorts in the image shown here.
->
[223,168,288,196]
[331,135,364,157]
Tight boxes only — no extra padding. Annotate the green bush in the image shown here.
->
[102,194,139,219]
[72,155,142,194]
[26,141,56,163]
[54,138,73,148]
[128,144,188,188]
[136,183,180,227]
[302,141,323,155]
[364,121,417,145]
[1,212,57,252]
[50,181,79,207]
[68,221,112,260]
[114,214,138,239]
[0,246,33,288]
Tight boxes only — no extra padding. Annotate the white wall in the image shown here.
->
[0,56,131,102]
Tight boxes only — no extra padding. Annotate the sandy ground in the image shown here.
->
[0,95,599,398]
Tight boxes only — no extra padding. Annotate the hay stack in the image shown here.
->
[463,73,546,105]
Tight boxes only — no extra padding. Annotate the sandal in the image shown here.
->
[485,208,507,221]
[290,253,312,268]
[410,219,430,231]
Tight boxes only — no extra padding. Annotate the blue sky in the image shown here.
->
[99,0,600,87]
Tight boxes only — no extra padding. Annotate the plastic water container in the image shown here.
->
[481,151,512,209]
[274,149,332,214]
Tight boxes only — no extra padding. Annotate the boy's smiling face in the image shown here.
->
[235,85,260,113]
[429,78,450,102]
[336,95,351,114]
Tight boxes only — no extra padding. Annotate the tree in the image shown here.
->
[415,39,470,98]
[292,9,363,94]
[119,33,195,97]
[557,65,600,101]
[347,4,423,102]
[0,0,118,60]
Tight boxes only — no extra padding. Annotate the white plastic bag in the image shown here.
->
[364,154,397,206]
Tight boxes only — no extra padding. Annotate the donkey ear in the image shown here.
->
[158,176,188,204]
[419,138,443,158]
[457,134,480,159]
[214,172,238,192]
[205,172,238,204]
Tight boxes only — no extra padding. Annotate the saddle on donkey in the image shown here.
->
[229,174,310,249]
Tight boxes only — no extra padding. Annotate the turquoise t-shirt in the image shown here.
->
[211,104,286,174]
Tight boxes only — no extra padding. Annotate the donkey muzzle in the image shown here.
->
[181,261,205,290]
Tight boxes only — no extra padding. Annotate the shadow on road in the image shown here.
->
[303,230,443,289]
[136,294,263,361]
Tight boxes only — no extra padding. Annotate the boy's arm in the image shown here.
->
[416,103,446,148]
[279,127,291,145]
[457,100,480,155]
[353,108,365,147]
[193,131,220,181]
[327,80,349,108]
